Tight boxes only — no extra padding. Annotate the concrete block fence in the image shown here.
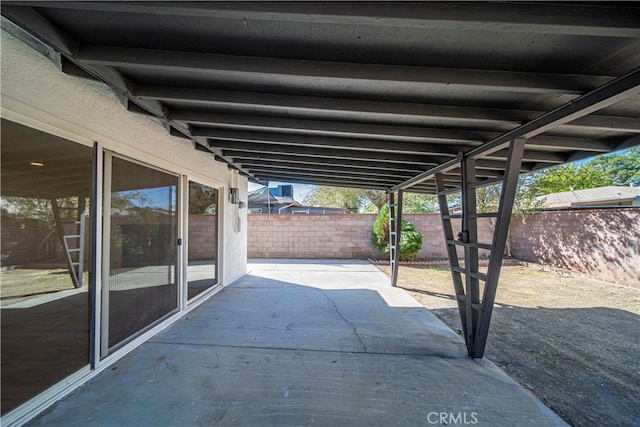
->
[188,214,217,260]
[248,209,639,288]
[248,213,496,260]
[248,214,379,259]
[509,209,639,287]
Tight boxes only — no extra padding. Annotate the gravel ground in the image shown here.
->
[376,263,640,427]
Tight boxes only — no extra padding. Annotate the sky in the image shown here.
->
[247,180,316,203]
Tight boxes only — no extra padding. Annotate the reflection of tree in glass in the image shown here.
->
[125,207,159,257]
[111,191,161,262]
[111,190,152,213]
[189,183,217,215]
[1,196,86,261]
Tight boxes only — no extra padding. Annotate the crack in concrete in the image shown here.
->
[316,289,368,353]
[148,340,469,358]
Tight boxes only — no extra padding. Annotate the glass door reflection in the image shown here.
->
[187,182,218,301]
[104,155,178,353]
[0,119,93,414]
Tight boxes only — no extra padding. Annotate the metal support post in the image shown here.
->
[436,140,525,358]
[394,190,403,285]
[461,158,480,353]
[388,191,403,287]
[435,173,469,349]
[471,138,526,358]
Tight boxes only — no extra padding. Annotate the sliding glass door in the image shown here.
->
[1,119,93,414]
[1,124,224,413]
[187,181,219,301]
[102,154,179,355]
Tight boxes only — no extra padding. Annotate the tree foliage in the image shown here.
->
[526,163,611,196]
[302,186,439,213]
[471,147,640,212]
[523,147,639,197]
[301,148,638,214]
[475,185,501,213]
[302,186,387,213]
[403,193,439,213]
[363,189,387,211]
[371,204,422,260]
[302,186,363,213]
[589,146,640,186]
[189,183,218,214]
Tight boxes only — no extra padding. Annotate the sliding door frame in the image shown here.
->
[183,177,223,308]
[100,150,181,358]
[0,99,230,426]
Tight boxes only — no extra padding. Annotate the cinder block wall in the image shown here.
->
[248,209,639,287]
[188,214,217,260]
[247,213,495,259]
[404,214,495,258]
[509,209,640,287]
[248,214,379,258]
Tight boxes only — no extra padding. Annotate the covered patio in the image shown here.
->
[3,2,638,362]
[27,260,564,426]
[2,3,638,424]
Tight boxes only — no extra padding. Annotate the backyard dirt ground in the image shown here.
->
[0,265,74,301]
[376,263,640,427]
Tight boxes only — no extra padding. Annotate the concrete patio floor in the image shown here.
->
[27,260,566,426]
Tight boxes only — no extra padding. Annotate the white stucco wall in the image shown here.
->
[1,28,248,284]
[223,172,249,284]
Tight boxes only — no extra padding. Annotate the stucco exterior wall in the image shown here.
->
[1,28,247,285]
[223,173,248,284]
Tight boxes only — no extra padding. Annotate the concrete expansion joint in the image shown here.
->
[316,288,368,353]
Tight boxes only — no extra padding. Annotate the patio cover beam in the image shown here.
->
[218,142,445,165]
[198,130,464,156]
[188,118,616,153]
[230,152,534,175]
[187,115,487,146]
[391,67,640,192]
[77,45,604,95]
[229,154,432,174]
[21,2,640,38]
[251,173,394,190]
[252,170,395,185]
[208,136,562,164]
[239,162,419,181]
[246,166,428,184]
[139,85,640,134]
[0,5,256,179]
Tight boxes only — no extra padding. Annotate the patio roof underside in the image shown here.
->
[3,2,639,194]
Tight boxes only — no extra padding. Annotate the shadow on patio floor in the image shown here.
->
[27,259,566,427]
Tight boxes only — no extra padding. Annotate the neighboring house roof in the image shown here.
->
[287,205,347,214]
[537,186,640,208]
[248,187,279,204]
[248,187,300,208]
[247,187,347,213]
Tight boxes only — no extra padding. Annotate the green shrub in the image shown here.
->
[371,204,423,261]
